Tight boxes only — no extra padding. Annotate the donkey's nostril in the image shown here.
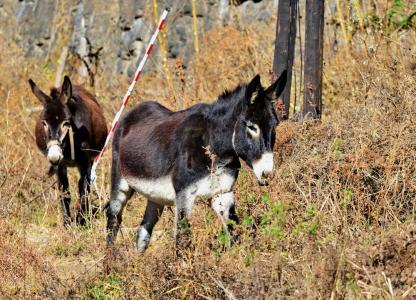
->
[252,152,274,182]
[47,145,63,164]
[262,169,275,180]
[258,179,269,186]
[48,155,62,165]
[257,170,274,186]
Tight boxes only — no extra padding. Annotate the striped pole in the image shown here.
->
[90,9,169,183]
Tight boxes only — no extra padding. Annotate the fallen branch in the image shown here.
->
[55,46,69,87]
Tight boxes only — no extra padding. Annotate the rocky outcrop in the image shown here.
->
[16,0,57,58]
[2,0,277,81]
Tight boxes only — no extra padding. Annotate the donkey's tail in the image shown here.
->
[110,123,123,190]
[102,200,110,211]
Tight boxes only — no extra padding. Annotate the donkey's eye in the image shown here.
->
[246,122,260,138]
[247,122,259,132]
[42,120,48,129]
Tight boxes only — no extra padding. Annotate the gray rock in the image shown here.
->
[5,0,279,80]
[116,0,152,76]
[219,0,231,25]
[168,15,194,64]
[237,0,275,25]
[16,0,56,58]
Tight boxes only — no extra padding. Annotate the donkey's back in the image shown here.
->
[113,101,209,180]
[70,85,107,153]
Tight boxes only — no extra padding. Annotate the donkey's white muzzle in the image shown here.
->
[47,144,63,165]
[252,152,274,184]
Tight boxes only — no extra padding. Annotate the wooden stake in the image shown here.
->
[303,0,324,119]
[273,0,297,120]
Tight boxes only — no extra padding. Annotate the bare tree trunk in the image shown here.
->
[273,0,297,120]
[303,0,324,119]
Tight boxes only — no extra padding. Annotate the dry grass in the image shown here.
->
[0,6,415,299]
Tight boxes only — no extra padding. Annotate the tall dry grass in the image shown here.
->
[0,2,415,299]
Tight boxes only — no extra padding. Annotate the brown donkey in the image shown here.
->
[28,76,108,226]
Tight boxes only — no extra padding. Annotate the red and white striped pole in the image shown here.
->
[90,9,169,183]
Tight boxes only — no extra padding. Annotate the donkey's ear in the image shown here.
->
[265,70,287,102]
[60,76,72,105]
[28,79,50,105]
[246,74,262,105]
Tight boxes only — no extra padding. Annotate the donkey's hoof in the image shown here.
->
[175,245,188,259]
[106,236,117,248]
[75,213,89,226]
[136,239,150,253]
[63,217,72,228]
[175,234,193,258]
[230,233,240,246]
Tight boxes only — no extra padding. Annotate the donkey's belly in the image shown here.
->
[184,168,236,199]
[125,168,236,206]
[125,175,176,206]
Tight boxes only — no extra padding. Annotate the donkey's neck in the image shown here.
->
[207,86,246,160]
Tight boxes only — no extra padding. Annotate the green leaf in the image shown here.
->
[243,215,253,226]
[261,193,271,203]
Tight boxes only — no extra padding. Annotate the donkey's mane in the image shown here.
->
[50,87,60,99]
[218,84,245,101]
[49,85,100,106]
[208,84,247,120]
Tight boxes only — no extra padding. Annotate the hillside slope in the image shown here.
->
[0,13,415,300]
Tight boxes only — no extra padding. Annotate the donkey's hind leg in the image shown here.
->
[57,165,71,227]
[136,200,164,252]
[76,164,91,226]
[106,178,133,246]
[212,192,239,246]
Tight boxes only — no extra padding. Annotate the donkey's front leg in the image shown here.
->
[136,200,164,252]
[212,192,239,246]
[76,164,91,225]
[57,165,71,227]
[175,191,196,252]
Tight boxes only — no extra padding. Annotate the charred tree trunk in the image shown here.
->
[303,0,324,119]
[273,0,297,120]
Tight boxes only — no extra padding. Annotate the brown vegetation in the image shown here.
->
[0,4,415,299]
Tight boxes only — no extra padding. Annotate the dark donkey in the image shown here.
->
[106,71,287,252]
[29,76,108,226]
